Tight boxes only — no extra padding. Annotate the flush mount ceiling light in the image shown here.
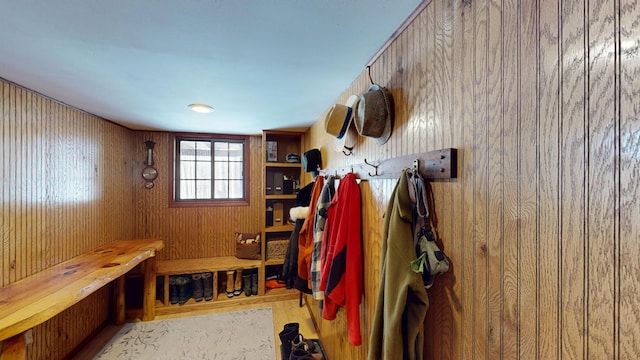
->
[188,103,214,113]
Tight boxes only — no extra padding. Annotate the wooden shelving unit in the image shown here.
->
[260,130,303,296]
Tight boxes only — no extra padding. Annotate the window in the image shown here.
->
[171,134,249,207]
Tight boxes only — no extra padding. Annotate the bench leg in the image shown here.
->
[0,333,26,360]
[113,276,126,325]
[142,257,157,321]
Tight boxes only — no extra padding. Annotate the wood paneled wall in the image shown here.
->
[0,78,137,359]
[305,0,640,359]
[132,132,263,260]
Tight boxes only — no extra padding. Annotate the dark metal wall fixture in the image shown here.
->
[141,140,159,189]
[319,148,458,181]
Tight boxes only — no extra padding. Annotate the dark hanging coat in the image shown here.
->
[281,182,313,291]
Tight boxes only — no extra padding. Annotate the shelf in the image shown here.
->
[265,287,296,297]
[157,257,261,274]
[265,224,294,233]
[265,258,285,266]
[262,130,303,298]
[265,194,297,200]
[265,162,301,168]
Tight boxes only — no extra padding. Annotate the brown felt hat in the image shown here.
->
[354,84,394,145]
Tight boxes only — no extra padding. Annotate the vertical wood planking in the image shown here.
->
[305,1,637,359]
[1,81,8,287]
[486,0,504,357]
[519,0,540,359]
[424,1,455,358]
[0,77,136,359]
[444,1,464,358]
[459,1,476,359]
[619,0,640,358]
[2,0,638,358]
[473,0,490,358]
[133,132,263,261]
[537,0,562,356]
[587,0,618,358]
[501,0,521,357]
[560,1,588,359]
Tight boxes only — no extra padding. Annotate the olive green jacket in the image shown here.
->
[368,169,429,360]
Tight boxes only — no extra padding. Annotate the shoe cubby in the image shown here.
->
[155,257,272,313]
[215,268,259,300]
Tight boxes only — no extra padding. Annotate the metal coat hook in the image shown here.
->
[364,158,380,177]
[367,65,374,85]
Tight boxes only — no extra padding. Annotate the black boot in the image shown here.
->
[169,276,179,305]
[243,274,252,296]
[279,323,299,359]
[251,271,258,295]
[192,273,204,302]
[176,276,192,305]
[202,272,213,301]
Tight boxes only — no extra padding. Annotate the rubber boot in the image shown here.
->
[279,323,299,359]
[169,276,179,305]
[226,270,235,298]
[251,271,258,295]
[191,273,204,302]
[202,272,213,301]
[234,269,243,296]
[176,276,191,305]
[243,274,252,296]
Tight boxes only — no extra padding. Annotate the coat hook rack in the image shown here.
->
[319,148,457,181]
[364,158,380,177]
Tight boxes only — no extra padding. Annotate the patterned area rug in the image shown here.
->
[94,307,276,360]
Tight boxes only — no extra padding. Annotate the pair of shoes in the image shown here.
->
[242,269,259,296]
[169,275,191,305]
[279,323,299,359]
[226,269,245,298]
[191,272,213,302]
[290,334,325,360]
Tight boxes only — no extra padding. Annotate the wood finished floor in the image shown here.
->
[73,298,319,360]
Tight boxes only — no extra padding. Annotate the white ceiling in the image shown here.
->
[0,0,421,135]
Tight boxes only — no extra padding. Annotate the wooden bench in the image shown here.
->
[0,239,164,359]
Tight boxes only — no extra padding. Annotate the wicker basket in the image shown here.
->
[266,239,289,260]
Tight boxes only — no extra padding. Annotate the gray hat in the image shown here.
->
[354,84,394,145]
